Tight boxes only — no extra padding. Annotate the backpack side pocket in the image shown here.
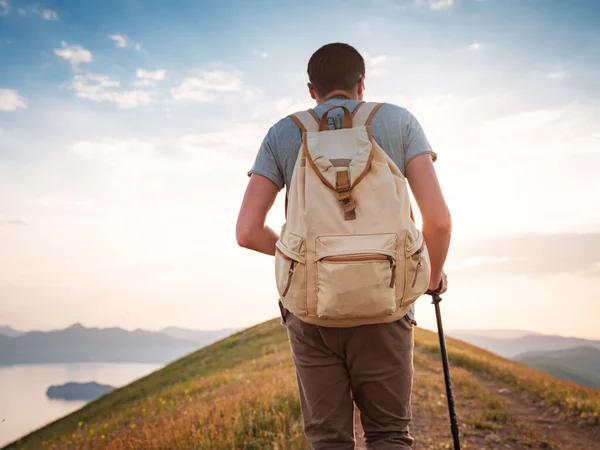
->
[275,232,307,315]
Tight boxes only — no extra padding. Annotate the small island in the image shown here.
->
[46,382,116,401]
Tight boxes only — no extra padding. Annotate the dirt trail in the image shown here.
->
[353,349,600,450]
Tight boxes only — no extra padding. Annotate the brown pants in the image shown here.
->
[281,304,415,450]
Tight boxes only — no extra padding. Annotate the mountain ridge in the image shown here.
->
[447,329,600,358]
[0,325,23,337]
[0,323,235,366]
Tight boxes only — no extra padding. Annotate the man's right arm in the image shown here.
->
[406,154,452,292]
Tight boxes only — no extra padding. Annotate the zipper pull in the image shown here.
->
[411,252,422,288]
[282,260,295,297]
[389,256,396,288]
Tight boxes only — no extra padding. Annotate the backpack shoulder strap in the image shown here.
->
[352,102,384,127]
[288,109,319,133]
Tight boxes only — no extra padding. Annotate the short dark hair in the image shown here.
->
[307,43,365,97]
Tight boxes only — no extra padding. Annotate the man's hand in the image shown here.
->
[236,174,280,256]
[429,270,448,294]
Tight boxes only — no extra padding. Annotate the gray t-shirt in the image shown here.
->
[248,98,437,190]
[248,97,437,324]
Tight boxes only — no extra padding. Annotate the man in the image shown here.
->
[236,43,451,449]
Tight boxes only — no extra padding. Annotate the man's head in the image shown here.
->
[307,43,366,103]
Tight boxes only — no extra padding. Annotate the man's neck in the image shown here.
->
[316,90,357,104]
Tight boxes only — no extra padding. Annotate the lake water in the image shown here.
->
[0,363,163,448]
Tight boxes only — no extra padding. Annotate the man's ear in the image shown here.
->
[307,83,316,100]
[357,76,365,97]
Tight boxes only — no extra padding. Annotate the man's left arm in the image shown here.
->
[236,173,280,256]
[237,123,285,255]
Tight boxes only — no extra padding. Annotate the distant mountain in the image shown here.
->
[515,346,600,389]
[160,326,239,344]
[0,325,23,337]
[446,330,600,358]
[0,323,201,366]
[447,329,534,339]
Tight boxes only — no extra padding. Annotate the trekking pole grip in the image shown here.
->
[425,279,444,304]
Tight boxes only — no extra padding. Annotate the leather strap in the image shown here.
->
[352,102,383,127]
[336,170,356,220]
[288,110,319,133]
[352,101,366,118]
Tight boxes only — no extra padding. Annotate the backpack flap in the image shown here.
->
[301,105,375,221]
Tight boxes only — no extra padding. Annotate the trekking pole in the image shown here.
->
[426,282,461,450]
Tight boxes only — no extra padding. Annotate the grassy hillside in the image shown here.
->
[515,346,600,389]
[4,318,600,450]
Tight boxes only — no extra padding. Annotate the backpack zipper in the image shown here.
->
[411,250,422,288]
[282,260,296,297]
[321,254,396,288]
[277,248,296,297]
[321,253,388,263]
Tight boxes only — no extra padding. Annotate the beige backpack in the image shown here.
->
[275,102,431,327]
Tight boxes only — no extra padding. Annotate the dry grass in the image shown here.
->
[44,352,305,450]
[4,318,599,450]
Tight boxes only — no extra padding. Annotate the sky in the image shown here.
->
[1,0,599,339]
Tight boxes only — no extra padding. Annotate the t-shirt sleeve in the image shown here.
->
[247,126,285,190]
[404,110,438,169]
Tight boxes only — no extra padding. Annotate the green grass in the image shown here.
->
[515,347,600,389]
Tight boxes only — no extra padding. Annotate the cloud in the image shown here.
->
[135,69,167,87]
[70,124,266,163]
[41,9,57,20]
[0,219,29,227]
[137,69,166,81]
[414,0,455,10]
[363,53,388,76]
[466,106,600,156]
[251,97,313,120]
[108,34,128,48]
[54,42,92,65]
[253,50,268,59]
[376,0,454,11]
[548,69,568,80]
[450,233,600,277]
[71,138,166,160]
[0,89,27,111]
[108,34,140,50]
[284,73,307,83]
[31,6,58,20]
[468,42,485,51]
[171,69,244,102]
[5,3,58,19]
[69,73,151,109]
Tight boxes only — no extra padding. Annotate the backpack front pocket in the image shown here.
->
[315,234,397,319]
[275,234,307,314]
